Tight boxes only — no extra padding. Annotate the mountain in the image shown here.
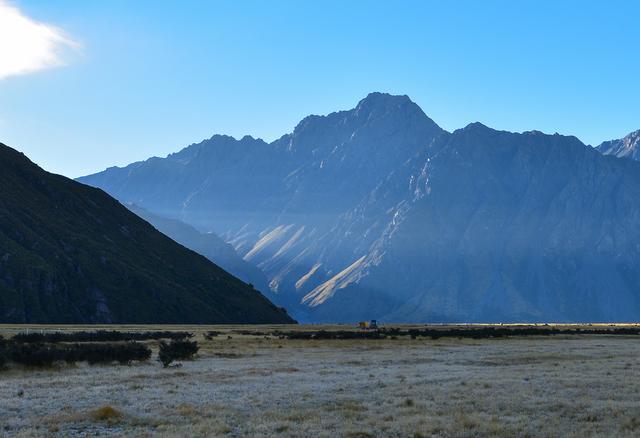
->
[126,204,271,294]
[306,124,640,322]
[0,142,294,324]
[78,93,444,305]
[79,93,640,323]
[597,130,640,160]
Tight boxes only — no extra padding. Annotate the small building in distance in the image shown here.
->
[357,320,378,330]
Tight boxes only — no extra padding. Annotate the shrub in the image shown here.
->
[12,330,192,344]
[158,340,199,367]
[0,340,8,369]
[204,331,221,340]
[73,343,152,365]
[5,342,151,367]
[9,343,61,367]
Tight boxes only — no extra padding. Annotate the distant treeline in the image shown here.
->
[234,326,640,340]
[404,326,640,340]
[11,330,192,344]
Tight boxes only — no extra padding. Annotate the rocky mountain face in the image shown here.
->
[79,93,640,322]
[308,124,640,322]
[79,93,444,307]
[0,143,294,324]
[597,130,640,160]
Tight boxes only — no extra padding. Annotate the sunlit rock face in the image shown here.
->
[79,94,640,323]
[597,129,640,160]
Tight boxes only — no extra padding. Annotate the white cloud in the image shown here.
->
[0,1,79,79]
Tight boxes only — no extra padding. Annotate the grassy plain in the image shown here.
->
[1,324,639,437]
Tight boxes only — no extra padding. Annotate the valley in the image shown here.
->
[1,324,639,437]
[2,3,639,437]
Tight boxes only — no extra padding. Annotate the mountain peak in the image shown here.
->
[461,121,492,131]
[358,91,411,105]
[354,92,415,115]
[287,92,441,148]
[597,129,640,160]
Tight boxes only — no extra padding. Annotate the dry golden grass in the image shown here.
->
[1,324,640,437]
[89,405,122,422]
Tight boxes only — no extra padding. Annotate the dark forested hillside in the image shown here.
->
[0,143,294,324]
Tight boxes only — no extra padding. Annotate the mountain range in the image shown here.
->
[79,93,640,323]
[0,143,294,324]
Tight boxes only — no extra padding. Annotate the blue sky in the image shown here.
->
[0,0,638,177]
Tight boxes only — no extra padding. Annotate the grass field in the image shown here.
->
[1,324,640,437]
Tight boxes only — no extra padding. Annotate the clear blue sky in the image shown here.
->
[1,0,638,177]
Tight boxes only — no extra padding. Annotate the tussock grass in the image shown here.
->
[343,432,373,438]
[175,403,198,417]
[1,324,640,436]
[89,405,122,422]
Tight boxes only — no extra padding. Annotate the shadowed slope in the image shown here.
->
[127,204,271,295]
[0,143,294,324]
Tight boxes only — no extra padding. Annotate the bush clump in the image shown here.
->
[4,342,151,367]
[0,338,8,369]
[158,340,199,367]
[72,343,152,365]
[12,330,192,344]
[204,331,221,340]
